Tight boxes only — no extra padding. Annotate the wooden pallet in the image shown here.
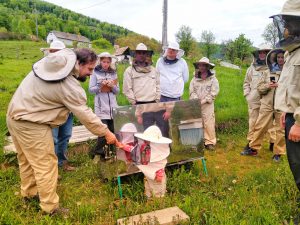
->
[3,125,97,154]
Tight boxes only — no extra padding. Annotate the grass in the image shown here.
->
[0,40,299,224]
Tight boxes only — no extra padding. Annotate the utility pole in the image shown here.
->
[33,5,39,39]
[162,0,168,50]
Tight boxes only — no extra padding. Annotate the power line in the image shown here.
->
[77,0,111,11]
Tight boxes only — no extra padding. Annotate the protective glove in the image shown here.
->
[105,130,117,144]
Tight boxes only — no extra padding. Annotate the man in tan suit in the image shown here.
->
[6,48,117,215]
[271,0,300,191]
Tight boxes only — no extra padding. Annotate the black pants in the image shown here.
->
[142,110,169,138]
[93,119,115,157]
[285,113,300,191]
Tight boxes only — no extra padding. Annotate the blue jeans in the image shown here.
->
[52,113,73,167]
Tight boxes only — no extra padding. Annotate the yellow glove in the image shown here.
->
[105,130,117,144]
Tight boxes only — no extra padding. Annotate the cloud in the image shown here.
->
[45,0,285,46]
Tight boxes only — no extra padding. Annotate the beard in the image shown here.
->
[76,76,87,82]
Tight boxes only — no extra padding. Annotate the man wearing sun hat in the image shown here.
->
[189,57,219,150]
[6,48,117,215]
[123,43,160,105]
[271,0,300,193]
[241,43,272,156]
[156,41,189,102]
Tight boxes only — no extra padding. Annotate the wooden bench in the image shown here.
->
[3,125,97,154]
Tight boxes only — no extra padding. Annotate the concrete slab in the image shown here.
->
[117,206,190,225]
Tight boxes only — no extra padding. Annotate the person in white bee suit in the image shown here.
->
[248,49,286,161]
[119,125,172,198]
[189,57,219,150]
[241,44,272,155]
[271,0,300,196]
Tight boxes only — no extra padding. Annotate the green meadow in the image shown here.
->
[0,41,298,224]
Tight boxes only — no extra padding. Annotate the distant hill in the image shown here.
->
[0,0,136,43]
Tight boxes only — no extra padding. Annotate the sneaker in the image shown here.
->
[205,144,215,151]
[240,147,257,156]
[49,207,69,218]
[243,143,250,151]
[62,161,76,172]
[269,143,274,152]
[272,154,281,162]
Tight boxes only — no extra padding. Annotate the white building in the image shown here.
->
[46,30,91,48]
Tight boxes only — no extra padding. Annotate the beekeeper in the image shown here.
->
[6,48,117,215]
[189,57,219,150]
[123,43,160,105]
[272,0,300,191]
[241,43,272,155]
[134,125,172,198]
[248,49,286,161]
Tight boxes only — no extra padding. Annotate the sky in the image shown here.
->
[44,0,285,46]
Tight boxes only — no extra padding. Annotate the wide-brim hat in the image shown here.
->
[252,43,272,56]
[134,125,172,144]
[33,48,76,82]
[270,0,300,18]
[163,41,185,59]
[40,40,66,52]
[193,57,215,69]
[130,43,154,56]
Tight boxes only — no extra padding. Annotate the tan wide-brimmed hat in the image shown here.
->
[33,48,76,82]
[134,125,172,144]
[193,57,215,69]
[130,43,154,55]
[270,0,300,17]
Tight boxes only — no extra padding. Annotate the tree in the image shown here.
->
[175,25,195,56]
[262,23,278,48]
[223,34,253,65]
[200,30,217,58]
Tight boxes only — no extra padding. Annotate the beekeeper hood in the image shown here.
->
[266,49,285,73]
[270,0,300,51]
[163,41,185,59]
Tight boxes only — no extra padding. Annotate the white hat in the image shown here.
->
[252,43,272,57]
[134,125,172,144]
[33,48,76,82]
[271,0,300,17]
[120,123,137,133]
[193,57,215,69]
[98,52,118,61]
[41,40,66,52]
[130,43,154,55]
[49,40,66,50]
[163,41,185,59]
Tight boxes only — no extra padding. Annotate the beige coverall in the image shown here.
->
[6,71,108,213]
[122,66,160,105]
[243,64,270,142]
[189,74,219,145]
[249,71,286,155]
